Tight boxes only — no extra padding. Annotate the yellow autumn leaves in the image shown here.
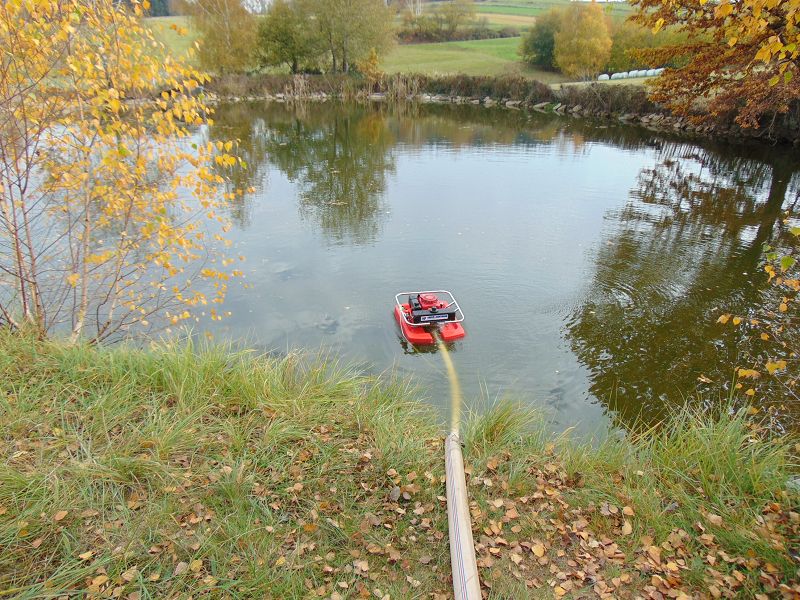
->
[1,0,245,339]
[717,307,791,399]
[705,0,800,79]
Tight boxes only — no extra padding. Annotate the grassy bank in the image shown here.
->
[0,333,798,598]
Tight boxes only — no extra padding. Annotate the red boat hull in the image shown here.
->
[394,305,465,345]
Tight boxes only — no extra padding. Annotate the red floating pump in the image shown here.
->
[393,290,466,345]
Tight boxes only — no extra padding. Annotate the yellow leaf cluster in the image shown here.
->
[1,0,245,338]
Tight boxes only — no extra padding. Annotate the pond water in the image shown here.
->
[201,101,800,434]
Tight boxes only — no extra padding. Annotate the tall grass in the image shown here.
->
[0,332,797,597]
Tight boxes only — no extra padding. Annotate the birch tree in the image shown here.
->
[0,0,245,341]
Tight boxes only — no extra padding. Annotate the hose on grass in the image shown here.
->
[434,328,481,600]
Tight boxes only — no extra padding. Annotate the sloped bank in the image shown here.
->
[206,73,800,146]
[0,332,798,598]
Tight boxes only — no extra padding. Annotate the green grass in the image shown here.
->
[144,16,198,59]
[382,37,568,82]
[473,10,537,28]
[475,0,635,19]
[0,332,798,598]
[475,3,550,16]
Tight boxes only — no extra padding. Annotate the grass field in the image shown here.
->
[1,333,798,598]
[145,15,198,59]
[476,12,538,27]
[382,37,568,82]
[476,0,635,19]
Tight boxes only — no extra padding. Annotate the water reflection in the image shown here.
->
[565,145,798,426]
[205,101,800,432]
[254,104,395,245]
[205,102,273,227]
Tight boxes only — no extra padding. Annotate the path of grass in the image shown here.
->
[382,37,568,82]
[0,333,798,598]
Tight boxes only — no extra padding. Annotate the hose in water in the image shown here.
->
[434,328,481,600]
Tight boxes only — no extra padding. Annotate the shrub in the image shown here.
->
[409,74,556,102]
[520,8,561,70]
[556,82,659,114]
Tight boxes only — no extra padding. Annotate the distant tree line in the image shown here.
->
[396,0,518,43]
[520,4,688,79]
[183,0,393,74]
[119,0,174,15]
[147,0,171,15]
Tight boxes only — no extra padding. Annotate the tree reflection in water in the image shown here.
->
[260,103,396,245]
[564,143,799,428]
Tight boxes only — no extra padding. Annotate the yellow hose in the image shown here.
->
[434,329,463,435]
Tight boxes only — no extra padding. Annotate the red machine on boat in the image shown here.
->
[394,290,466,345]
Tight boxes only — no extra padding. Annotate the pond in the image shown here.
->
[201,100,800,434]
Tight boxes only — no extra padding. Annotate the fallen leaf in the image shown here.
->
[353,559,369,572]
[53,510,68,522]
[532,543,546,558]
[766,360,787,375]
[621,521,633,536]
[737,368,760,379]
[173,562,188,576]
[646,546,661,564]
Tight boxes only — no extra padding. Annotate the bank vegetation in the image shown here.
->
[0,333,798,598]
